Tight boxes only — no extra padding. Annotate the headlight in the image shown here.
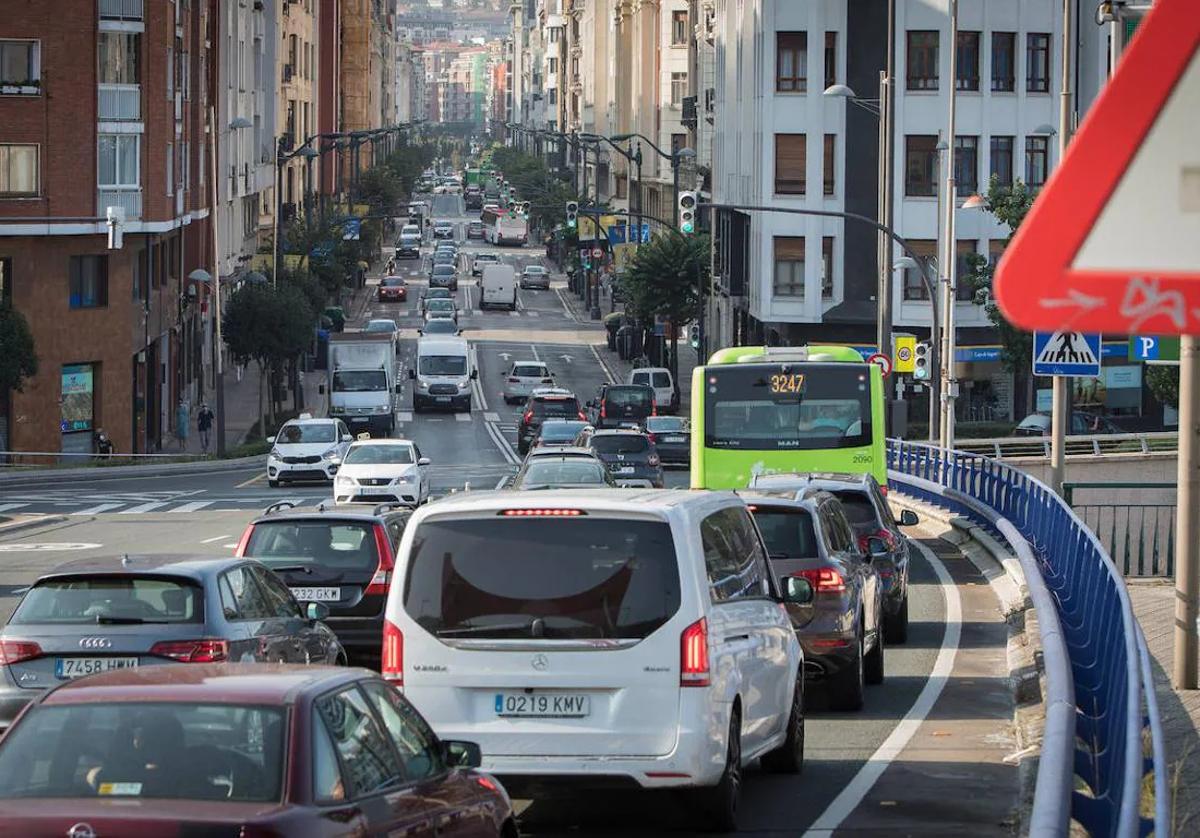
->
[393,474,416,484]
[322,449,341,462]
[374,404,391,413]
[336,475,355,486]
[268,450,281,462]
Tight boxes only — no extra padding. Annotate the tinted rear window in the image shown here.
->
[831,491,880,527]
[518,461,609,487]
[591,435,649,455]
[513,364,548,378]
[539,421,588,440]
[243,521,379,571]
[10,577,202,625]
[646,417,686,432]
[652,372,671,388]
[404,518,680,640]
[381,278,405,287]
[605,387,652,407]
[751,508,821,560]
[533,397,580,417]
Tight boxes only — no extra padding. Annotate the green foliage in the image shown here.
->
[620,232,708,326]
[0,306,37,393]
[222,282,315,370]
[1146,365,1180,409]
[488,147,578,231]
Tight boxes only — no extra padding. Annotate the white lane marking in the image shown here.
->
[527,310,540,318]
[398,411,414,423]
[71,502,125,516]
[530,344,541,361]
[554,287,578,322]
[201,534,232,544]
[484,420,521,465]
[803,538,963,836]
[590,345,615,384]
[0,542,100,552]
[455,412,472,422]
[484,412,500,422]
[223,543,239,550]
[169,501,213,514]
[509,310,520,317]
[118,501,170,514]
[0,503,29,513]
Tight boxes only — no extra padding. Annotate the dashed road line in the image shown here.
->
[169,501,214,514]
[200,534,232,544]
[119,501,170,515]
[455,412,472,422]
[484,412,500,422]
[397,411,414,423]
[71,502,124,516]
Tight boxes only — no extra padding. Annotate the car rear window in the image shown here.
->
[10,577,202,625]
[605,387,652,407]
[590,435,650,455]
[0,703,284,802]
[646,417,686,432]
[533,397,580,417]
[381,278,405,287]
[830,491,880,528]
[539,421,587,441]
[404,518,680,640]
[751,508,821,560]
[513,364,547,378]
[519,461,608,487]
[432,266,455,275]
[652,372,671,388]
[243,521,380,571]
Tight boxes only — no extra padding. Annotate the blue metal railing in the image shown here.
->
[887,440,1167,838]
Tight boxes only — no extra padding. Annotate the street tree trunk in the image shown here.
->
[256,359,266,440]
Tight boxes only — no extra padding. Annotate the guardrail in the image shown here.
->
[940,431,1178,460]
[887,440,1167,838]
[1064,482,1176,577]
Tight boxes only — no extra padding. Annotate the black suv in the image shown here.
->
[582,429,664,488]
[586,384,656,429]
[517,388,584,455]
[236,501,413,667]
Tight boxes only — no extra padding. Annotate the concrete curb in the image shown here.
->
[0,455,262,487]
[0,515,68,535]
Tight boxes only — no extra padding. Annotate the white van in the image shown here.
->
[410,335,475,412]
[480,263,517,311]
[629,366,676,413]
[382,489,807,830]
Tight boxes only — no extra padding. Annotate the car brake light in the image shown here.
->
[651,400,657,417]
[0,639,42,665]
[600,403,606,419]
[879,485,888,495]
[367,524,395,595]
[150,639,229,663]
[680,618,710,687]
[500,508,585,517]
[508,377,520,383]
[476,775,499,791]
[522,410,533,423]
[382,619,404,685]
[793,567,847,594]
[234,525,253,557]
[646,432,657,443]
[577,410,587,421]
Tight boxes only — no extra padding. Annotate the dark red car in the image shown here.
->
[378,276,408,302]
[0,664,517,837]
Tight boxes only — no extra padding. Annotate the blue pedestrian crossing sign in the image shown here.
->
[1033,330,1102,377]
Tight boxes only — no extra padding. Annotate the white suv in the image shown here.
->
[382,489,807,830]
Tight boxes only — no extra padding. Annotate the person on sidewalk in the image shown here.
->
[197,403,215,455]
[175,399,190,452]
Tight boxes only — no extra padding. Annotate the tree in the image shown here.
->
[1146,365,1180,410]
[0,306,37,394]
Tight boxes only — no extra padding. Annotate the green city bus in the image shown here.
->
[689,345,887,489]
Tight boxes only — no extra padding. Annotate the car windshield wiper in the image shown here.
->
[267,565,313,574]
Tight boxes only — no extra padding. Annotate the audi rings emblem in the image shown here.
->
[78,637,112,649]
[531,654,549,671]
[67,824,97,838]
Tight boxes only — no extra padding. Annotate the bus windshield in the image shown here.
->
[704,363,871,451]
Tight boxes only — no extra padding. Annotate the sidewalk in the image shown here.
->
[1128,581,1200,833]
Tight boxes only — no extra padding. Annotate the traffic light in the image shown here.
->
[678,191,697,235]
[913,342,931,381]
[565,201,578,229]
[689,324,700,349]
[520,201,531,215]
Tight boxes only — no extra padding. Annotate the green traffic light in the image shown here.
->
[681,221,694,233]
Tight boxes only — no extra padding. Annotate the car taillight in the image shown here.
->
[508,377,520,383]
[0,639,42,665]
[234,525,253,557]
[522,409,533,424]
[793,567,847,594]
[501,508,585,517]
[150,639,229,663]
[382,619,404,685]
[680,618,709,687]
[651,400,657,417]
[600,402,606,419]
[646,432,657,443]
[577,410,587,421]
[367,524,395,595]
[879,485,888,495]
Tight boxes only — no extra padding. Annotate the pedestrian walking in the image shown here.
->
[197,402,215,455]
[175,399,190,452]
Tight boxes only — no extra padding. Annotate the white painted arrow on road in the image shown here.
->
[560,355,574,363]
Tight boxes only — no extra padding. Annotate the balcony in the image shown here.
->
[99,0,143,20]
[97,188,142,219]
[98,84,140,121]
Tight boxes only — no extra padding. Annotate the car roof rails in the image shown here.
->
[373,502,411,516]
[264,501,298,515]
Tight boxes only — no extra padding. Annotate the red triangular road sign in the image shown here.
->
[994,0,1200,335]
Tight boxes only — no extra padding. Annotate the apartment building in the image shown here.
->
[276,0,320,226]
[0,0,220,456]
[340,0,395,178]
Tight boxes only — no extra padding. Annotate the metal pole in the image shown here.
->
[923,259,941,443]
[1049,0,1075,494]
[1174,336,1200,689]
[209,105,226,457]
[273,141,281,288]
[672,155,680,228]
[940,0,959,451]
[881,0,897,428]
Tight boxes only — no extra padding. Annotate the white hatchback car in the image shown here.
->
[502,361,555,404]
[382,489,808,831]
[334,438,431,506]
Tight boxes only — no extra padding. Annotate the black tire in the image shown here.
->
[865,624,885,685]
[828,635,865,712]
[761,678,805,774]
[884,594,909,645]
[267,478,280,489]
[695,711,741,833]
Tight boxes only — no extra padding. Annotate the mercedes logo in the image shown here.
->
[78,637,112,649]
[531,654,549,671]
[67,824,96,838]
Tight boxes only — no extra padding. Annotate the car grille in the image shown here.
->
[359,478,391,486]
[283,455,321,464]
[429,384,458,395]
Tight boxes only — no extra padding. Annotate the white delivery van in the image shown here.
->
[480,263,517,311]
[629,366,677,413]
[410,335,475,412]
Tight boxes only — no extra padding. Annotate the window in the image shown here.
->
[97,32,140,84]
[955,135,978,196]
[906,31,938,90]
[990,136,1014,186]
[773,236,805,298]
[821,504,857,554]
[312,713,345,803]
[670,72,687,106]
[821,236,834,299]
[1027,33,1050,93]
[672,10,688,46]
[219,565,272,620]
[69,256,108,308]
[902,240,936,300]
[166,142,174,196]
[249,566,301,619]
[316,688,403,798]
[0,144,38,196]
[991,32,1015,91]
[824,32,837,89]
[98,135,139,188]
[671,133,687,157]
[362,682,443,781]
[701,508,769,602]
[776,32,807,93]
[547,57,557,74]
[166,46,173,101]
[548,87,557,106]
[0,258,10,308]
[1026,136,1049,187]
[904,135,938,197]
[823,134,835,196]
[774,133,806,195]
[956,31,980,91]
[0,40,37,85]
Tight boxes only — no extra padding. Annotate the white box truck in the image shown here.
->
[324,333,400,436]
[480,263,517,311]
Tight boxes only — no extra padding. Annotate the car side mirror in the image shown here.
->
[266,436,276,444]
[470,369,478,380]
[341,434,352,442]
[441,739,482,769]
[781,576,814,605]
[408,369,416,380]
[866,537,889,559]
[899,510,919,527]
[418,457,431,466]
[305,602,330,621]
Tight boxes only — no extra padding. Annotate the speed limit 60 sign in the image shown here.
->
[894,335,916,373]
